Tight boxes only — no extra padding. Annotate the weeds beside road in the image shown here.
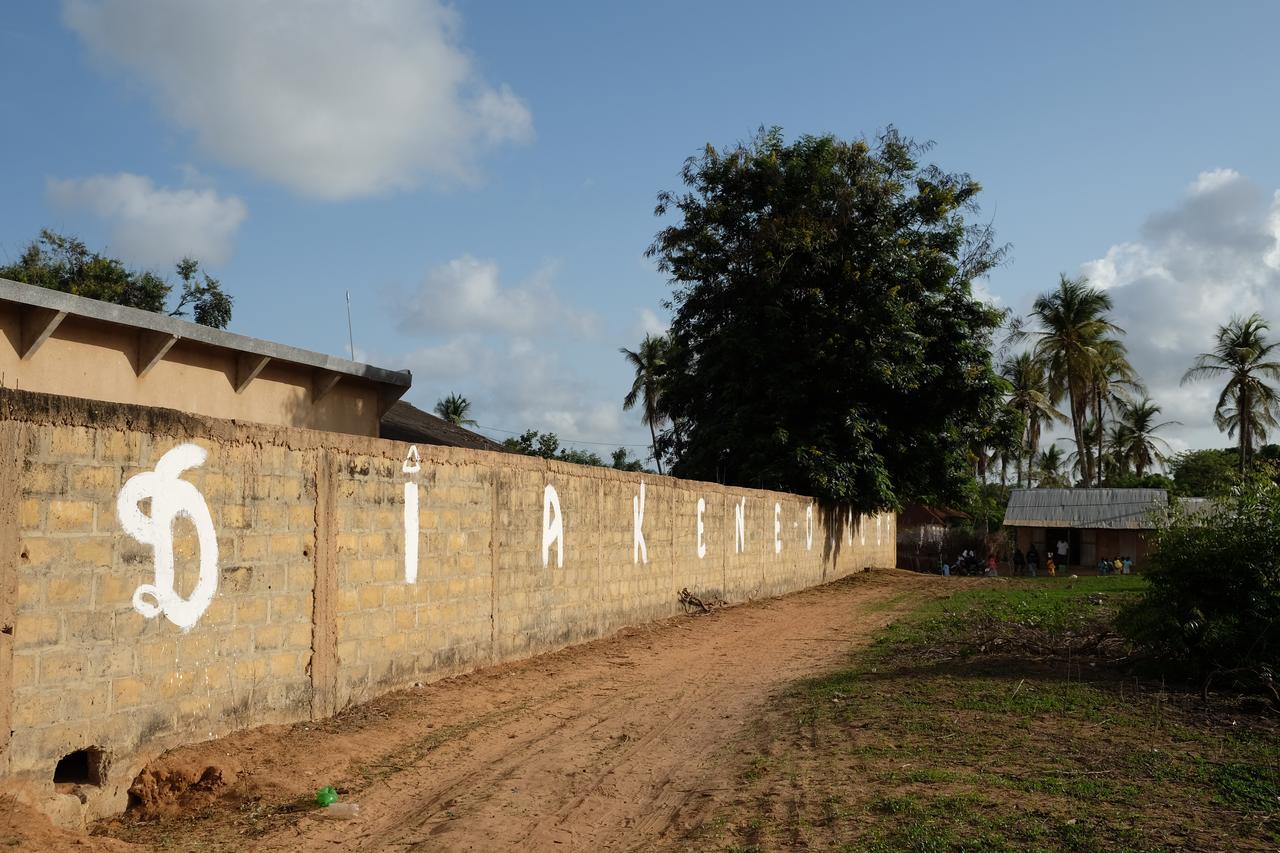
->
[683,576,1280,852]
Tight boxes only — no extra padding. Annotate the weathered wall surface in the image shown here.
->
[0,389,894,826]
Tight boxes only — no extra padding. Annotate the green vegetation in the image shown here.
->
[434,392,478,427]
[1121,472,1280,704]
[684,576,1279,851]
[646,127,1007,511]
[1183,313,1280,474]
[0,229,233,328]
[501,428,648,472]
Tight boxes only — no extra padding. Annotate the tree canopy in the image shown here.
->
[501,429,649,472]
[0,229,234,328]
[648,127,1006,511]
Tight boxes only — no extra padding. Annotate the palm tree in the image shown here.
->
[1112,397,1179,477]
[1000,352,1064,486]
[434,393,478,427]
[1035,444,1069,487]
[620,334,670,475]
[1022,275,1124,487]
[1088,339,1141,485]
[1183,313,1280,472]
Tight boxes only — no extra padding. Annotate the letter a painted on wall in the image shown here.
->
[117,443,218,631]
[403,446,421,583]
[633,481,648,564]
[542,484,564,568]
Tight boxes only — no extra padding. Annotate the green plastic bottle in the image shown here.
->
[315,786,339,806]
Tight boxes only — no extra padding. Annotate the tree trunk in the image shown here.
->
[648,420,663,476]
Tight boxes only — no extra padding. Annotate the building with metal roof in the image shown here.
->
[0,277,410,437]
[1003,488,1169,570]
[379,401,510,453]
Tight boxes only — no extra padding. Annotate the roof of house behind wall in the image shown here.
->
[380,401,510,453]
[1003,488,1168,529]
[0,277,412,397]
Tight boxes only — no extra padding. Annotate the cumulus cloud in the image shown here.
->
[62,0,533,199]
[1077,169,1280,451]
[392,335,632,448]
[47,172,247,266]
[394,255,597,337]
[632,307,668,340]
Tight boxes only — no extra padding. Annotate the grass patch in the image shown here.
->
[677,575,1280,852]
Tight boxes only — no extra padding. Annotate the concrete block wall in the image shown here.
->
[0,389,894,826]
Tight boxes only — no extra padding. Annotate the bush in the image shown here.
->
[1120,473,1279,704]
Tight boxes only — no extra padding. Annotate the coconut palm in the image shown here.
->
[1112,397,1179,477]
[1034,444,1069,487]
[434,393,478,427]
[620,334,671,475]
[1000,352,1065,486]
[1022,275,1124,487]
[1182,313,1280,472]
[1088,338,1142,485]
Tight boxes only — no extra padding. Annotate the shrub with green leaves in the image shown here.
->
[1120,472,1279,702]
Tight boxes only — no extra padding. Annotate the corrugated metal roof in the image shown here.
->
[1003,488,1167,529]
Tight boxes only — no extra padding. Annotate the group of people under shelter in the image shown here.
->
[940,543,1136,578]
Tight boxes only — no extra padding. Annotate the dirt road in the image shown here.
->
[85,568,946,852]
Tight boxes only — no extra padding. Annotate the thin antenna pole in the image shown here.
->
[345,290,355,361]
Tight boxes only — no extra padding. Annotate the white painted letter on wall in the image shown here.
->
[734,498,746,553]
[117,443,218,631]
[876,513,882,546]
[696,497,706,559]
[774,502,782,554]
[633,481,648,564]
[403,446,421,583]
[845,509,853,546]
[805,505,814,551]
[542,484,564,568]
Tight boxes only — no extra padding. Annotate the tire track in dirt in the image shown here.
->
[242,569,946,852]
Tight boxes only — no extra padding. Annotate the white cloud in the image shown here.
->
[47,172,247,266]
[62,0,532,199]
[633,307,668,339]
[395,255,597,337]
[392,335,638,451]
[1076,168,1280,452]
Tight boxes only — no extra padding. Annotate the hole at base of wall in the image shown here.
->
[53,747,109,790]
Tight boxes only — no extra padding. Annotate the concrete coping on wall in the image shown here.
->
[0,277,412,405]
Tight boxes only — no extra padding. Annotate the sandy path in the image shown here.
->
[75,568,945,852]
[242,569,941,852]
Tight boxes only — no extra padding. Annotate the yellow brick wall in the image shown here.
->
[0,389,895,826]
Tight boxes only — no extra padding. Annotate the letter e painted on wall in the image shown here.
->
[696,497,706,559]
[774,502,782,554]
[633,481,648,564]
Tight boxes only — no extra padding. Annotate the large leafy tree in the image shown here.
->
[0,229,234,328]
[648,127,1006,511]
[619,333,671,475]
[1182,313,1280,473]
[1021,274,1123,487]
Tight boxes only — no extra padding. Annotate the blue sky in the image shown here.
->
[3,1,1280,458]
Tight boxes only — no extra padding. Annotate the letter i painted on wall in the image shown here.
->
[734,498,746,553]
[403,445,421,583]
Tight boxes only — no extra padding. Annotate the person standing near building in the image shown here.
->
[1013,547,1025,576]
[1056,538,1069,569]
[1026,545,1039,577]
[1122,556,1133,575]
